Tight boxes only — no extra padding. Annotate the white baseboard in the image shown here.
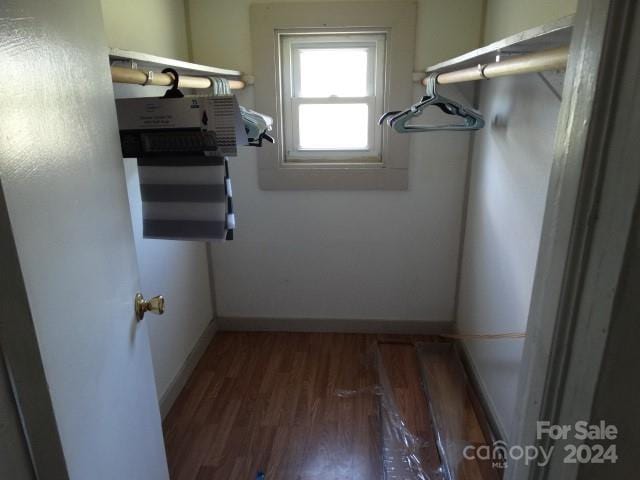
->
[218,316,454,335]
[159,319,217,419]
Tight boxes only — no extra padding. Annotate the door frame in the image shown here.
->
[0,182,69,478]
[509,0,640,478]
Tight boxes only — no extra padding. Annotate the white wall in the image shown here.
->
[211,85,474,323]
[457,73,563,438]
[114,84,215,405]
[190,0,484,323]
[188,0,485,72]
[483,0,576,43]
[100,0,190,60]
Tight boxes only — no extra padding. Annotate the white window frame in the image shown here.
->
[250,2,416,190]
[280,33,386,164]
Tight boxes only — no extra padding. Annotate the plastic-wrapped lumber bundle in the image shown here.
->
[337,341,502,480]
[337,344,443,480]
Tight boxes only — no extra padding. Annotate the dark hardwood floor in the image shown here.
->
[163,332,439,479]
[163,332,494,480]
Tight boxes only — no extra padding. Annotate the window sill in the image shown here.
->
[282,159,383,167]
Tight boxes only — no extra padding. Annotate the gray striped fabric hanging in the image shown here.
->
[137,153,234,241]
[116,94,240,242]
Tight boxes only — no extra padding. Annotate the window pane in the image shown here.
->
[298,48,368,97]
[298,104,368,150]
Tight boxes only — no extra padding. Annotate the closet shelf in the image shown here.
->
[426,15,573,75]
[109,48,242,78]
[109,48,254,90]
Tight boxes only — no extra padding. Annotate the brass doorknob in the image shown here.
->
[135,293,165,321]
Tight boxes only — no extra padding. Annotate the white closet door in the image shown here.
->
[0,0,168,478]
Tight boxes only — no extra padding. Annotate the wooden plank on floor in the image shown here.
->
[377,342,443,479]
[417,342,502,480]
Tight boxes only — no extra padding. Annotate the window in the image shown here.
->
[251,2,415,190]
[280,33,386,163]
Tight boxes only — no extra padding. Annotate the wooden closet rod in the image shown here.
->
[424,46,569,85]
[110,66,246,90]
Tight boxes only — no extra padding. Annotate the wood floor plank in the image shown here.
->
[164,332,386,479]
[417,343,501,480]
